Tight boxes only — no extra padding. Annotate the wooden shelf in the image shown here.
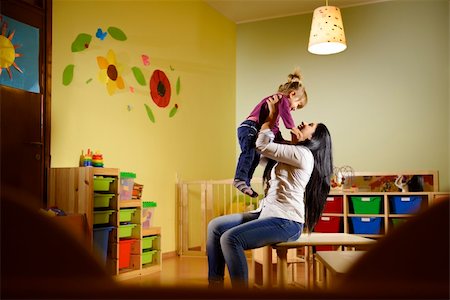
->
[120,200,141,208]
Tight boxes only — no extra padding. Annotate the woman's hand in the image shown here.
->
[260,94,281,131]
[266,94,280,119]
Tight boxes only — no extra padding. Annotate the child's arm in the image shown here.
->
[290,126,303,141]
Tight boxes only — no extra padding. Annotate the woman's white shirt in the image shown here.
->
[253,128,314,224]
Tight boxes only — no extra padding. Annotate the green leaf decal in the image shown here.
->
[169,104,178,118]
[63,64,75,86]
[71,33,92,52]
[108,27,127,41]
[132,67,146,86]
[176,76,181,95]
[144,104,155,123]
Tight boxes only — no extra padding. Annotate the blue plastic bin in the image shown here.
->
[93,226,114,265]
[350,217,382,234]
[391,196,422,214]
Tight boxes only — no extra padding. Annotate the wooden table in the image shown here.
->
[315,250,367,289]
[267,233,376,289]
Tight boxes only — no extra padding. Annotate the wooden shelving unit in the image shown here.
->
[48,167,161,280]
[316,171,448,238]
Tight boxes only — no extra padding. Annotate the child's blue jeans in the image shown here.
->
[234,120,260,186]
[206,212,303,288]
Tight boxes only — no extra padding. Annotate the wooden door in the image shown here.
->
[0,0,51,208]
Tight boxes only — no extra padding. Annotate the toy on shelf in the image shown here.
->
[79,149,104,167]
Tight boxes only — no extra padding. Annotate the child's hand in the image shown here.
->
[290,126,303,143]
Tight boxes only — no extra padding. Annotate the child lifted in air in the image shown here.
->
[233,68,308,197]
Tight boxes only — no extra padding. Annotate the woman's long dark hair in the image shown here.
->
[263,123,333,233]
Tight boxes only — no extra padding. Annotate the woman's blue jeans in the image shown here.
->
[207,212,303,288]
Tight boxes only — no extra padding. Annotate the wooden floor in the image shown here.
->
[118,254,306,289]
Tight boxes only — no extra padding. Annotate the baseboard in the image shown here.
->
[162,251,177,259]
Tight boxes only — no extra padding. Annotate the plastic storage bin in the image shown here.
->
[314,216,341,233]
[119,223,137,238]
[93,210,114,225]
[120,172,136,201]
[350,217,382,234]
[142,249,157,265]
[142,201,157,229]
[323,196,343,213]
[119,239,136,269]
[314,216,342,251]
[119,208,137,223]
[93,226,114,265]
[391,218,408,229]
[94,193,114,208]
[142,236,158,250]
[351,196,382,214]
[93,177,115,192]
[390,196,422,214]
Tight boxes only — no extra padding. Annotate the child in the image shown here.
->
[233,69,307,197]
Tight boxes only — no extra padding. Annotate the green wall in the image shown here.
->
[237,0,449,191]
[52,0,236,253]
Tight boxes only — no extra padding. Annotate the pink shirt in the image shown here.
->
[246,95,295,135]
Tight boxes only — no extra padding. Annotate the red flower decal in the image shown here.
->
[150,69,171,108]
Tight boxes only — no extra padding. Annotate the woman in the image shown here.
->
[207,96,333,289]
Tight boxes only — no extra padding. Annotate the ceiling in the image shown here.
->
[204,0,388,24]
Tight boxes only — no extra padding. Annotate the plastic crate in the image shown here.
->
[93,210,114,225]
[142,236,158,250]
[390,196,422,214]
[350,217,382,234]
[119,239,136,269]
[142,201,157,229]
[120,172,136,201]
[142,249,157,265]
[119,223,137,238]
[93,177,115,192]
[323,196,343,213]
[94,193,114,208]
[314,216,342,251]
[119,208,137,223]
[93,226,114,265]
[314,216,341,233]
[391,218,408,229]
[351,196,382,214]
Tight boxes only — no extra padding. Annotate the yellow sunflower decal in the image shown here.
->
[96,49,125,95]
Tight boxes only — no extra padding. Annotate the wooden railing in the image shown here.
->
[176,178,265,256]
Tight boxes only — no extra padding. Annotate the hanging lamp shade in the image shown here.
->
[308,6,347,55]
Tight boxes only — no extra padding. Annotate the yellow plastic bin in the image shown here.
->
[94,193,114,208]
[119,223,137,238]
[119,208,137,223]
[93,177,115,192]
[142,236,157,250]
[93,210,114,225]
[142,249,157,265]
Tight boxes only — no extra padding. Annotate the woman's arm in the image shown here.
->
[257,96,311,168]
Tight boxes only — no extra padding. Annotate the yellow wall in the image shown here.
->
[52,0,236,253]
[237,0,450,191]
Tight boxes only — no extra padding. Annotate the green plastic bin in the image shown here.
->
[94,193,114,208]
[119,223,137,238]
[142,249,157,265]
[93,177,115,192]
[119,208,137,223]
[351,196,381,214]
[142,236,157,250]
[93,210,114,225]
[391,218,408,228]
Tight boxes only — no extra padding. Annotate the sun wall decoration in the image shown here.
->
[0,15,39,93]
[62,26,182,123]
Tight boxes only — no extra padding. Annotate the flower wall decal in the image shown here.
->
[63,26,182,123]
[97,49,125,95]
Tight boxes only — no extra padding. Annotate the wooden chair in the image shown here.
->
[251,246,304,288]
